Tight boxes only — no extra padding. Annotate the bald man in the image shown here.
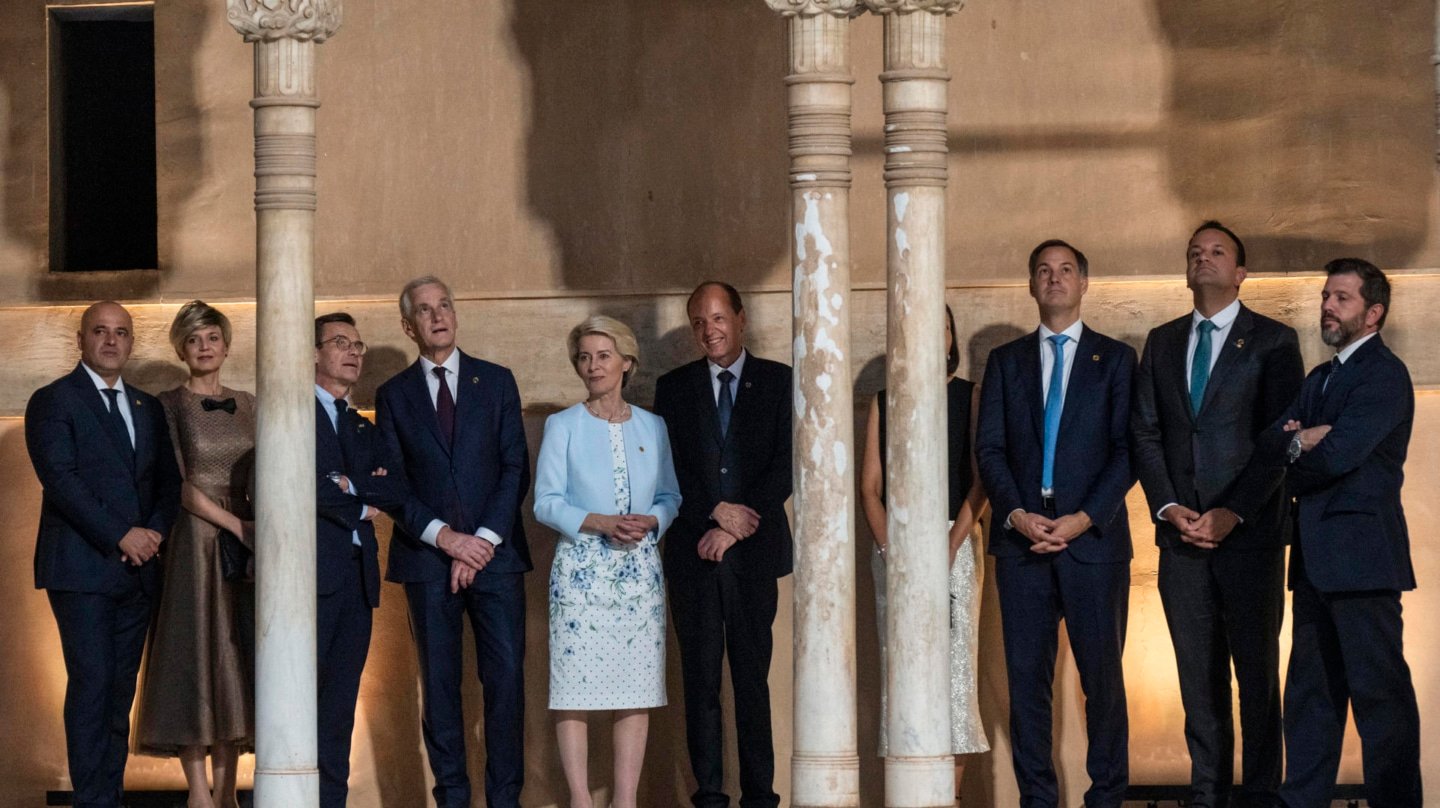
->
[26,302,181,808]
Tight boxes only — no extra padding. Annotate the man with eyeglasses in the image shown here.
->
[312,311,409,808]
[374,277,530,808]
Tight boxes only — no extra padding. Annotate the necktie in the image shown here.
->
[434,366,456,446]
[1041,334,1069,492]
[331,398,361,547]
[201,397,237,414]
[716,369,735,437]
[333,396,348,425]
[102,388,135,457]
[1190,319,1217,416]
[1322,355,1341,395]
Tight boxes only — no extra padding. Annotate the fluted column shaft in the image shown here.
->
[864,2,959,806]
[228,3,341,805]
[766,3,862,806]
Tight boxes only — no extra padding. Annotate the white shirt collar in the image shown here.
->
[314,384,348,409]
[709,348,748,381]
[1192,298,1242,331]
[1335,331,1379,365]
[80,362,126,394]
[419,349,461,377]
[1038,320,1084,344]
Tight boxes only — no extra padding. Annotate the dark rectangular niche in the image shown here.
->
[48,3,158,272]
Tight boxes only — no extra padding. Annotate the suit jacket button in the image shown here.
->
[720,467,728,474]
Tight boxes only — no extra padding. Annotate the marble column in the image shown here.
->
[226,2,341,805]
[862,1,961,806]
[765,2,862,807]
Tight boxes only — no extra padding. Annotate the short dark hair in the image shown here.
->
[1324,258,1391,329]
[945,304,959,376]
[688,281,744,316]
[1027,239,1088,278]
[1190,220,1247,268]
[315,312,357,346]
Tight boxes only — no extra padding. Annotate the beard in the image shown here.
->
[1320,312,1365,347]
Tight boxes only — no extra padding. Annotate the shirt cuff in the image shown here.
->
[1157,502,1177,521]
[475,527,503,547]
[1005,508,1024,530]
[420,519,445,547]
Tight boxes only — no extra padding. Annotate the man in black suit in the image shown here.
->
[26,301,181,808]
[1131,221,1303,808]
[312,312,411,808]
[373,277,531,808]
[654,281,792,808]
[975,241,1136,807]
[1260,260,1421,808]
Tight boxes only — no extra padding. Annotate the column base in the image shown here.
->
[254,770,318,807]
[883,754,953,808]
[792,751,860,808]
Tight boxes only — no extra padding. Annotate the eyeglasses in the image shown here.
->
[316,335,368,355]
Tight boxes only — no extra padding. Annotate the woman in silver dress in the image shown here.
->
[861,304,990,800]
[533,315,681,808]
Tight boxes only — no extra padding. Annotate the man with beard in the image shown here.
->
[1260,259,1421,807]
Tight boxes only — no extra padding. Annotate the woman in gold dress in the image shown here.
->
[135,301,255,808]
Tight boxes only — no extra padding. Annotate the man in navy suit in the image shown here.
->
[1259,260,1421,808]
[976,241,1136,807]
[654,282,792,808]
[374,277,531,808]
[312,312,411,807]
[1131,222,1303,808]
[26,301,181,808]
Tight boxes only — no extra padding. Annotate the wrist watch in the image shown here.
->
[1287,433,1304,463]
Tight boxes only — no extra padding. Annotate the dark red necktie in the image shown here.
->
[434,366,455,446]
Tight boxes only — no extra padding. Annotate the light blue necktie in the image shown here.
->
[1190,320,1217,416]
[1042,334,1070,492]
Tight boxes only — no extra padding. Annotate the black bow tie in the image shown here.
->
[202,397,237,414]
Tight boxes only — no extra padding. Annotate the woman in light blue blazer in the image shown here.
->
[534,315,681,808]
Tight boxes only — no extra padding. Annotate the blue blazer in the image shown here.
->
[533,404,681,543]
[1259,334,1415,593]
[316,398,411,607]
[375,352,532,581]
[976,326,1137,561]
[27,364,181,595]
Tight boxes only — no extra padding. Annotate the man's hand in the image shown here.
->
[450,558,477,593]
[1182,508,1240,549]
[371,467,388,476]
[361,505,379,522]
[436,526,494,570]
[118,527,162,566]
[332,474,351,492]
[1282,420,1332,453]
[1048,511,1092,544]
[1160,504,1201,533]
[711,502,760,539]
[1010,510,1062,553]
[697,527,739,562]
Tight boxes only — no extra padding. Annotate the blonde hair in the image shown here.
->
[567,315,640,387]
[168,300,232,359]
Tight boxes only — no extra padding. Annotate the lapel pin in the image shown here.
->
[745,381,752,388]
[471,376,479,384]
[134,398,142,406]
[1092,354,1100,362]
[1234,339,1245,349]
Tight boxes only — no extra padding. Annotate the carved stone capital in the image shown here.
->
[765,0,863,19]
[862,0,962,15]
[227,0,342,43]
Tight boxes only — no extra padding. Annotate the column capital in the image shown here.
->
[227,0,342,43]
[862,0,962,15]
[765,0,864,19]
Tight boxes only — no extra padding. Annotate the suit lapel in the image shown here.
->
[692,361,724,448]
[399,360,450,457]
[70,368,136,471]
[1162,318,1196,425]
[315,397,343,471]
[1057,327,1099,436]
[1017,331,1045,446]
[128,390,151,479]
[1319,334,1382,419]
[452,354,485,453]
[1198,306,1254,415]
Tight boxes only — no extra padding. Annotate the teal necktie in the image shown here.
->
[1190,320,1216,416]
[1042,334,1069,492]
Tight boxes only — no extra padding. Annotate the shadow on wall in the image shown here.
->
[509,0,790,294]
[1149,0,1434,271]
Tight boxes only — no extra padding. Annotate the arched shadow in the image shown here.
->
[509,1,789,293]
[1149,0,1434,270]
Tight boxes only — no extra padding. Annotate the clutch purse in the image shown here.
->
[217,527,253,582]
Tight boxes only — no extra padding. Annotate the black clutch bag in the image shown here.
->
[217,527,253,582]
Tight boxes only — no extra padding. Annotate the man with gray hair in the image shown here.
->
[375,277,531,808]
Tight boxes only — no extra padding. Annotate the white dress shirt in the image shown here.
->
[708,349,747,404]
[81,363,135,447]
[1038,320,1085,408]
[1185,298,1241,393]
[417,350,503,548]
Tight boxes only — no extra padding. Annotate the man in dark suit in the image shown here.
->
[1131,221,1304,808]
[654,281,792,808]
[312,312,411,808]
[26,301,181,808]
[1259,259,1421,808]
[976,240,1136,807]
[373,277,531,808]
